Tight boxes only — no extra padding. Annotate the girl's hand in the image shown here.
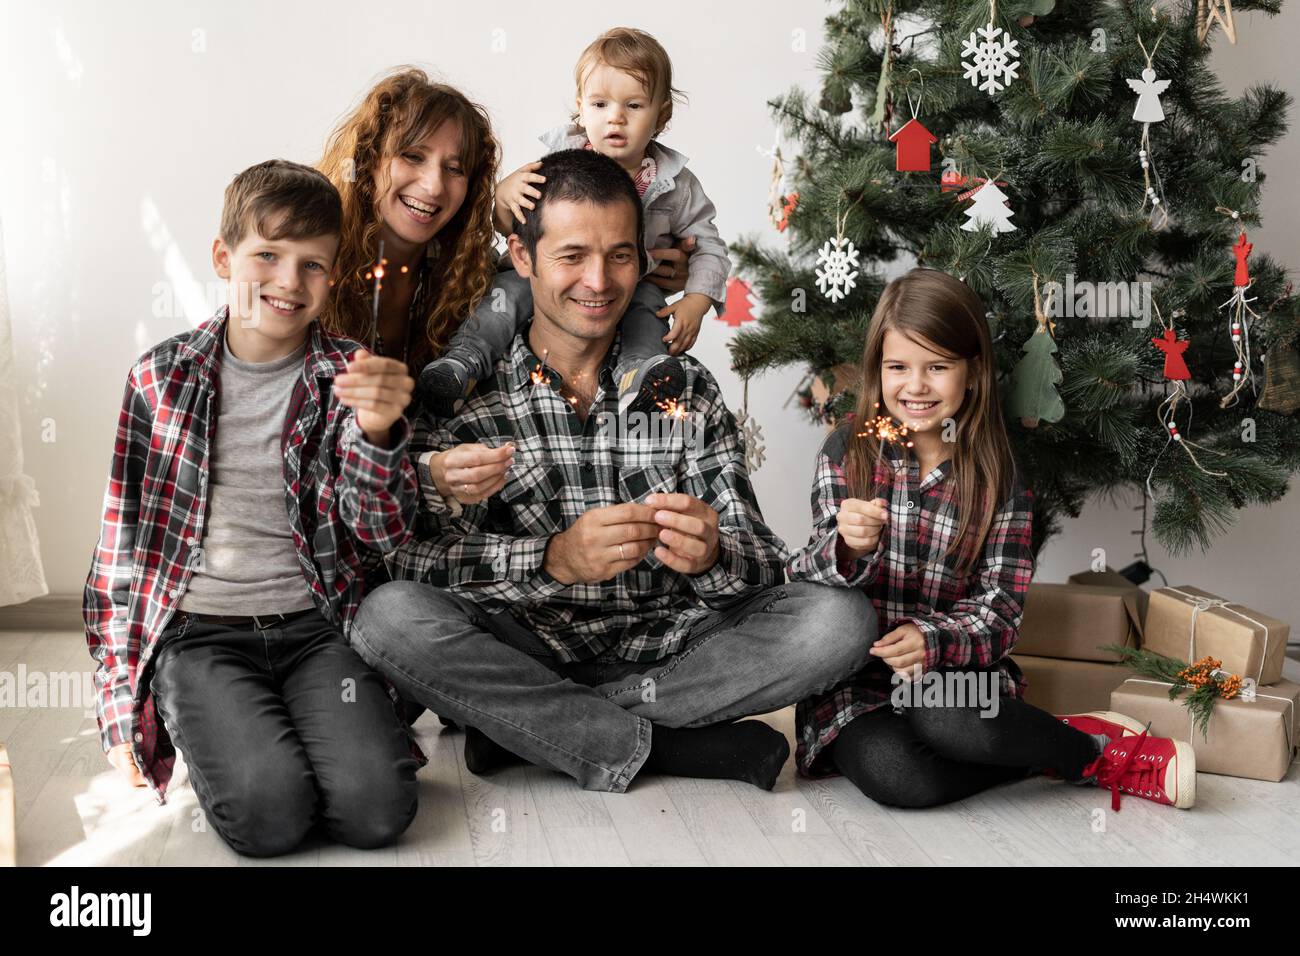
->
[431,442,515,505]
[494,161,546,233]
[335,350,415,448]
[871,622,927,679]
[835,497,888,559]
[657,292,710,355]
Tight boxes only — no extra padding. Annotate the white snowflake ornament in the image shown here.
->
[961,23,1020,96]
[734,408,767,472]
[814,236,860,302]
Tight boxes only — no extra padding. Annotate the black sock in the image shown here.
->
[644,722,790,791]
[464,725,524,775]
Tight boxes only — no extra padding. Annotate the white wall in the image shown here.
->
[3,2,1297,628]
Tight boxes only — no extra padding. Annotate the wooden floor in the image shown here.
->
[4,630,1298,867]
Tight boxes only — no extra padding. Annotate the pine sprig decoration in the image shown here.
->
[1104,645,1245,739]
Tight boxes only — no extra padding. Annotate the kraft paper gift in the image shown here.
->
[1013,655,1136,715]
[1143,585,1288,686]
[1110,678,1299,782]
[1015,583,1143,662]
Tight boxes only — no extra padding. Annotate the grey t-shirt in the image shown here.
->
[178,334,318,615]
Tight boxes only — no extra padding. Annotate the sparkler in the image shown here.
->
[858,402,914,499]
[366,239,386,353]
[656,396,690,447]
[529,348,552,388]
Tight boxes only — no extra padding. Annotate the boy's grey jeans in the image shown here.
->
[350,580,875,792]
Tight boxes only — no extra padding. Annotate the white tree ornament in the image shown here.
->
[734,408,767,472]
[1126,67,1171,123]
[961,23,1020,96]
[814,236,860,302]
[961,181,1017,233]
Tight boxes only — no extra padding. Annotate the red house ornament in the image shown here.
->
[888,117,937,172]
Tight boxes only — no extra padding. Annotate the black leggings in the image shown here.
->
[831,690,1100,809]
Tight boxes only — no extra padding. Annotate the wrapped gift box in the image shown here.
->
[1015,583,1143,662]
[1143,585,1289,686]
[1067,568,1151,621]
[1013,655,1136,715]
[1110,678,1299,782]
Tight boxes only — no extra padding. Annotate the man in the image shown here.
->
[351,148,874,792]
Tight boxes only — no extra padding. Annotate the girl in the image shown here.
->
[318,68,513,510]
[787,267,1195,811]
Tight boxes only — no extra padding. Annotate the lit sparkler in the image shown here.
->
[366,239,386,353]
[858,402,914,499]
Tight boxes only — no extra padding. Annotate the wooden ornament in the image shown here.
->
[1198,0,1238,44]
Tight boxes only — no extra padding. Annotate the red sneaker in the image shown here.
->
[1082,727,1196,810]
[1058,711,1148,741]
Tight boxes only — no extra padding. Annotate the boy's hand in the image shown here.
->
[645,492,721,575]
[494,161,546,233]
[645,235,696,294]
[657,292,710,355]
[107,743,148,788]
[334,349,415,448]
[870,622,927,679]
[835,497,888,561]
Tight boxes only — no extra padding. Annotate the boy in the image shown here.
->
[84,159,423,858]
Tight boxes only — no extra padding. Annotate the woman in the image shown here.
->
[319,67,511,506]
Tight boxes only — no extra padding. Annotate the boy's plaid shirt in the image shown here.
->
[388,330,789,662]
[83,308,421,801]
[787,425,1035,775]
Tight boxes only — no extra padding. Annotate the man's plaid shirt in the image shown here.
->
[388,328,788,662]
[787,425,1035,776]
[83,308,421,801]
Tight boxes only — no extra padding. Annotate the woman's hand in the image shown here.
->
[494,161,546,233]
[870,622,927,680]
[645,235,697,294]
[835,497,888,561]
[431,442,515,505]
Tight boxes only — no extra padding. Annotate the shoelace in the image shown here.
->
[1089,726,1155,811]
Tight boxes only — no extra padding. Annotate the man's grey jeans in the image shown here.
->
[350,581,875,792]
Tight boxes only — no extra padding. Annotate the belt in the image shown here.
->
[177,606,320,630]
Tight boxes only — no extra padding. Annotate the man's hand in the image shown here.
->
[107,742,148,788]
[431,442,515,505]
[334,349,415,448]
[644,235,697,294]
[543,503,662,585]
[835,497,888,562]
[871,622,927,679]
[657,292,710,355]
[645,492,720,575]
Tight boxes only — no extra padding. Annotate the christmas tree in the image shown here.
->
[730,0,1300,557]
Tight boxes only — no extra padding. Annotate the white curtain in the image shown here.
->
[0,212,49,606]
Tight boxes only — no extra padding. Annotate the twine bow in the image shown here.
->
[1166,586,1274,684]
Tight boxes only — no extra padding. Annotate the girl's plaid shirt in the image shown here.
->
[83,308,422,801]
[786,425,1035,776]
